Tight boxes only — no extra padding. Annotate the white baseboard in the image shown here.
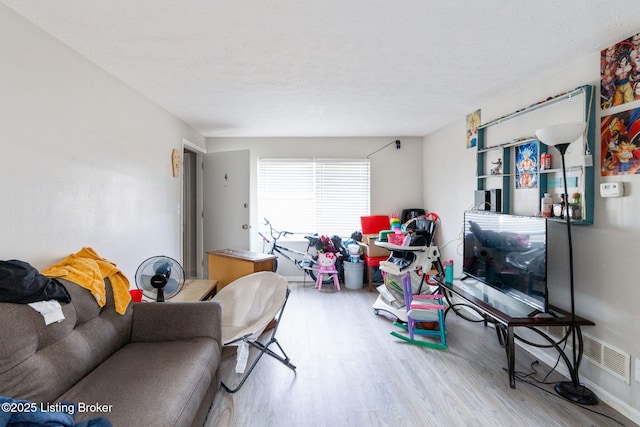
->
[523,344,640,425]
[282,275,311,284]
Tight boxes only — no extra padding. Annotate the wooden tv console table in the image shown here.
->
[438,277,594,389]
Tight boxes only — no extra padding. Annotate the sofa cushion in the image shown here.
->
[58,338,220,427]
[0,278,132,403]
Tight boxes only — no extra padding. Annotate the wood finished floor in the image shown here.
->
[205,281,637,427]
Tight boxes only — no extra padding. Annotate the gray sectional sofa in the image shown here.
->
[0,278,222,426]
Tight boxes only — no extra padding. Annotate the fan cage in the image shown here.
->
[134,256,185,302]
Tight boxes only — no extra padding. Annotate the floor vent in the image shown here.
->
[582,335,630,384]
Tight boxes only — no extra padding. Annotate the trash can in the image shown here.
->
[344,261,364,289]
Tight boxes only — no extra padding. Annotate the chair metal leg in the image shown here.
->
[221,336,297,393]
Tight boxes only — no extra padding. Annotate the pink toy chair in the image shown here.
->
[316,252,340,291]
[390,271,447,349]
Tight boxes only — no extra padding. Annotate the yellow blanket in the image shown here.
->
[43,247,131,315]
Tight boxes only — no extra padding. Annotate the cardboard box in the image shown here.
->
[359,235,391,258]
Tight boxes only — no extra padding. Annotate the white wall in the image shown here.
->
[424,53,640,419]
[206,137,424,278]
[0,6,205,279]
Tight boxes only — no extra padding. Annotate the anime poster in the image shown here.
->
[601,107,640,176]
[600,31,640,110]
[466,110,480,148]
[515,141,538,189]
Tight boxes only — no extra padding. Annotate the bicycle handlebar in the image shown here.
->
[263,218,293,240]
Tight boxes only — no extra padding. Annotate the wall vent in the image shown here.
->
[582,334,630,384]
[540,328,630,384]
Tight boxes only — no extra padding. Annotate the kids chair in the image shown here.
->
[390,271,447,349]
[360,215,391,292]
[316,252,340,291]
[212,271,296,393]
[363,255,387,292]
[377,243,447,349]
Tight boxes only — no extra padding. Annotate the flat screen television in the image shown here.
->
[462,211,548,313]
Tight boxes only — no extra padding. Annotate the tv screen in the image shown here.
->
[462,211,548,313]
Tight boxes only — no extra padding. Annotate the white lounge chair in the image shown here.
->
[212,271,296,392]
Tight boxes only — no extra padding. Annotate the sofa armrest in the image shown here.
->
[131,301,221,345]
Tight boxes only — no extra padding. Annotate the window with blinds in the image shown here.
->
[257,158,370,238]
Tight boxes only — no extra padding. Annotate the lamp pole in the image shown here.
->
[535,122,598,405]
[551,143,598,405]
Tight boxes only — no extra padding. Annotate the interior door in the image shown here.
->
[203,150,250,256]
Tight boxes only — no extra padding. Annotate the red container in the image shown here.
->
[129,289,143,302]
[360,215,390,234]
[541,153,552,170]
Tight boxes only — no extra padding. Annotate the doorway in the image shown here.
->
[182,140,205,279]
[183,148,197,278]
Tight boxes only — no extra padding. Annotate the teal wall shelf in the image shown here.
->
[475,85,595,224]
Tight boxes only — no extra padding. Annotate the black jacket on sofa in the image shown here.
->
[0,259,71,303]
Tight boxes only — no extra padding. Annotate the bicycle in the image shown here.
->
[259,218,346,285]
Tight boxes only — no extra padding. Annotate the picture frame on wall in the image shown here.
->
[515,141,539,189]
[600,31,640,110]
[601,106,640,176]
[466,109,480,148]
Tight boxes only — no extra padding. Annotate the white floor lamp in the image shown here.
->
[535,122,598,405]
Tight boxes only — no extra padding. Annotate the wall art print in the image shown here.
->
[601,106,640,176]
[600,31,640,110]
[466,109,480,149]
[515,141,538,189]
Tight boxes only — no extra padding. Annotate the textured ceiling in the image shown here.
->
[2,1,640,137]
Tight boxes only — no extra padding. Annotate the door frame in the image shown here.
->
[181,138,206,278]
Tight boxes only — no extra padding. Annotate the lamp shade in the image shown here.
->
[535,122,586,147]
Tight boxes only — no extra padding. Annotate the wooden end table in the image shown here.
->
[171,279,218,302]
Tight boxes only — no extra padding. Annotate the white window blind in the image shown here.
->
[258,158,370,238]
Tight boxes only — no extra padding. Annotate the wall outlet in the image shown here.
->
[600,182,624,198]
